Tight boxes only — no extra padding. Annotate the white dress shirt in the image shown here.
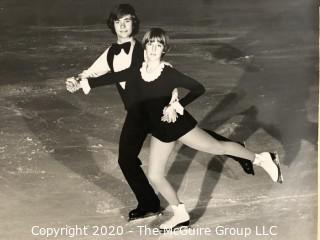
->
[80,39,135,94]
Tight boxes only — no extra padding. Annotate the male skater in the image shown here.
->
[67,4,162,221]
[66,3,254,221]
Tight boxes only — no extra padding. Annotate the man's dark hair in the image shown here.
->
[107,4,140,36]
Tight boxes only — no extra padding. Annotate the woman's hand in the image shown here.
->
[161,105,178,123]
[161,88,184,123]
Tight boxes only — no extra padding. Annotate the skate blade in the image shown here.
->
[128,211,162,222]
[159,220,190,233]
[270,152,284,184]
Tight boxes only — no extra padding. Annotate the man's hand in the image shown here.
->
[161,105,178,123]
[169,88,178,104]
[163,61,173,68]
[66,77,81,93]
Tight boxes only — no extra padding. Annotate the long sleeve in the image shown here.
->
[83,48,111,77]
[169,68,205,107]
[87,67,137,88]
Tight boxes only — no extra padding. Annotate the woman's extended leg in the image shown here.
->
[179,126,255,160]
[148,136,190,231]
[179,126,283,183]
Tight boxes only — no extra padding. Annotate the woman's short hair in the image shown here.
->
[142,28,170,56]
[107,4,140,36]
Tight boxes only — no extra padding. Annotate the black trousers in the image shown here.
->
[118,112,160,210]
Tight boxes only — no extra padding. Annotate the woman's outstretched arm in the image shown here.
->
[86,67,137,89]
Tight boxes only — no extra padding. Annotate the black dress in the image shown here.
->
[135,66,205,142]
[92,64,205,142]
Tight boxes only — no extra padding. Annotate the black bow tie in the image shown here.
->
[112,42,131,55]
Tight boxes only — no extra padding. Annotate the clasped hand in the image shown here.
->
[66,76,82,93]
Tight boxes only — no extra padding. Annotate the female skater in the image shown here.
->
[76,28,283,231]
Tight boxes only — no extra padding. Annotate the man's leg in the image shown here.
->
[118,114,161,220]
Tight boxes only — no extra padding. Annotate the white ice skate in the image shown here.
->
[254,152,283,183]
[159,203,190,232]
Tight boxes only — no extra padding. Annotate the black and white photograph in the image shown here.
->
[0,0,318,239]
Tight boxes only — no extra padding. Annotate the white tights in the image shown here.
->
[148,126,255,206]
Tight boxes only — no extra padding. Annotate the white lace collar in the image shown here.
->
[140,62,165,82]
